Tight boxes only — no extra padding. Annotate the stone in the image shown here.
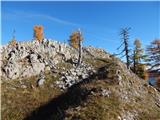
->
[30,54,39,63]
[8,52,16,62]
[120,111,138,120]
[82,74,89,79]
[56,62,95,90]
[45,66,51,71]
[117,116,121,120]
[1,39,97,81]
[19,50,28,59]
[101,89,111,97]
[37,78,45,86]
[37,71,45,86]
[3,62,20,79]
[21,85,27,89]
[64,51,71,61]
[50,84,54,88]
[21,67,34,78]
[32,62,45,74]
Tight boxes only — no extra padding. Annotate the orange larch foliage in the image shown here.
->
[143,71,148,80]
[69,31,83,49]
[136,64,148,80]
[33,25,44,42]
[9,38,17,47]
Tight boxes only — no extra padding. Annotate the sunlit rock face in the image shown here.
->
[1,38,109,80]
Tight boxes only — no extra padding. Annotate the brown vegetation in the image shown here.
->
[69,31,83,49]
[9,39,17,47]
[33,25,44,42]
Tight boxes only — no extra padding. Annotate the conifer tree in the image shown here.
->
[132,39,147,79]
[33,25,44,42]
[9,29,17,47]
[146,39,160,71]
[69,29,83,66]
[117,27,131,68]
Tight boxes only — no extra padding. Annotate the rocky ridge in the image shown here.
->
[1,39,160,120]
[1,39,109,89]
[1,39,76,80]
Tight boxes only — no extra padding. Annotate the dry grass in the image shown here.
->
[64,79,121,120]
[1,73,62,120]
[1,57,160,120]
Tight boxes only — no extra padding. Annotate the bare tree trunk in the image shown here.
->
[124,37,130,68]
[133,50,136,73]
[122,28,130,69]
[77,29,82,67]
[77,40,82,67]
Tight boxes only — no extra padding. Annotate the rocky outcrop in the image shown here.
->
[1,39,109,81]
[83,46,111,59]
[56,62,96,90]
[1,38,160,120]
[0,39,71,79]
[3,61,20,79]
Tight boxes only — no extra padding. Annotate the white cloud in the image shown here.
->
[3,10,80,27]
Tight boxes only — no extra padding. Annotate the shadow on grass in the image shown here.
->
[24,66,109,120]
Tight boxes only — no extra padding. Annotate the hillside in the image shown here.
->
[1,39,160,120]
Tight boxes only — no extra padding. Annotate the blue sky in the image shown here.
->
[1,1,160,54]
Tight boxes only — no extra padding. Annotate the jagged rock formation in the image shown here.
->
[1,39,160,120]
[1,39,110,88]
[56,62,96,89]
[1,39,78,80]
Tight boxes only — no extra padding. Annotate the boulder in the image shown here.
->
[21,67,34,78]
[30,54,39,63]
[3,62,20,79]
[101,89,111,97]
[8,52,16,62]
[32,62,45,75]
[37,71,45,86]
[37,78,45,86]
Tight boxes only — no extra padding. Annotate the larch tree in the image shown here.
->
[117,27,131,68]
[146,39,160,72]
[69,29,83,66]
[9,29,17,47]
[132,39,147,79]
[33,25,44,42]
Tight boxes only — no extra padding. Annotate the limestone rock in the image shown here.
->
[37,71,45,86]
[33,62,45,73]
[30,53,39,63]
[101,89,111,97]
[21,67,34,78]
[37,78,45,86]
[56,62,95,90]
[3,62,20,79]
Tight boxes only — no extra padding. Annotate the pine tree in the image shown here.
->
[69,29,83,66]
[146,39,160,71]
[117,27,131,68]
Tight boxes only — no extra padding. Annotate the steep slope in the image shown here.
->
[1,39,160,120]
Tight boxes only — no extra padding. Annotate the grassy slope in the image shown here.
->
[2,73,62,120]
[1,56,160,120]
